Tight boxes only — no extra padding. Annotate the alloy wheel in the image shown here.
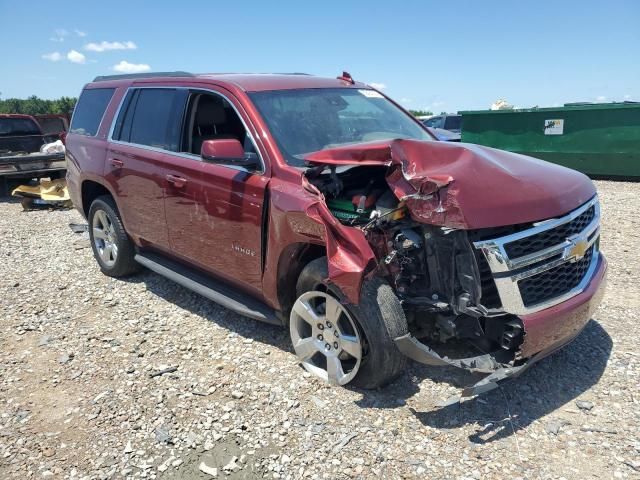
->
[92,209,118,267]
[290,291,363,385]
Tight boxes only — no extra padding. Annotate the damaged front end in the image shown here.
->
[303,139,606,400]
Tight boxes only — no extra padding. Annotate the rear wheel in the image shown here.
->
[291,258,408,389]
[88,195,139,277]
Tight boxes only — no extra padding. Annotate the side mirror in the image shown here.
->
[201,139,259,169]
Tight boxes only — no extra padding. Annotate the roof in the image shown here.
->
[89,72,368,92]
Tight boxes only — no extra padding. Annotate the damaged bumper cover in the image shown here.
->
[395,254,607,401]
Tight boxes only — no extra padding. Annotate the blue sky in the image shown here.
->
[1,0,638,112]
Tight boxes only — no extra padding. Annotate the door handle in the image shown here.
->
[110,159,124,168]
[166,174,187,188]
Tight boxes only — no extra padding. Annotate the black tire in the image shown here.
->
[88,195,140,277]
[295,257,408,389]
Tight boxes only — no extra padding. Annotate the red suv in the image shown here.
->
[66,72,606,396]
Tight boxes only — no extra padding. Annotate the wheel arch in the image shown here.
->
[276,242,326,319]
[81,180,116,218]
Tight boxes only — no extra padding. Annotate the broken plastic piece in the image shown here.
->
[12,179,72,210]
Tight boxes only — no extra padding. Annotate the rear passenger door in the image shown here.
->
[106,88,187,251]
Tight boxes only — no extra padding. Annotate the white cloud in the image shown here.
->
[112,60,151,73]
[369,82,386,90]
[75,29,87,37]
[595,95,607,103]
[42,52,63,62]
[67,50,86,64]
[50,28,69,42]
[399,97,413,104]
[85,41,137,52]
[624,94,632,100]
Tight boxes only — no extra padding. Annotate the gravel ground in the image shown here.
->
[0,180,639,479]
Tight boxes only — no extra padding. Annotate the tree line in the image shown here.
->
[0,96,77,116]
[408,109,434,117]
[0,95,435,119]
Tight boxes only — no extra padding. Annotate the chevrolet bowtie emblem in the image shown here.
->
[567,238,589,260]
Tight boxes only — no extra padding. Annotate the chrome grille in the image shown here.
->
[519,245,594,307]
[504,205,595,258]
[473,196,600,315]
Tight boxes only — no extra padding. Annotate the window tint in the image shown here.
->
[444,115,461,130]
[70,88,114,136]
[0,118,41,136]
[112,90,138,143]
[114,89,183,151]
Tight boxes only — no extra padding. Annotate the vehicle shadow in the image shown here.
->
[120,270,293,349]
[122,269,611,444]
[0,195,22,204]
[354,319,612,443]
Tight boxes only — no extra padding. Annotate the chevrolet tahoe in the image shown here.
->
[66,71,607,396]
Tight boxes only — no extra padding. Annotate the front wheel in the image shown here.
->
[290,258,408,389]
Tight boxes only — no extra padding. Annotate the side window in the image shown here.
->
[444,115,461,131]
[70,88,115,136]
[180,92,255,157]
[112,88,184,151]
[425,117,443,129]
[112,90,137,143]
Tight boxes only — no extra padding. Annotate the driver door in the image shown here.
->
[163,89,268,296]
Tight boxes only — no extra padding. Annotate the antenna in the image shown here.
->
[337,71,355,84]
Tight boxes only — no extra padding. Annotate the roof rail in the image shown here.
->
[92,71,195,82]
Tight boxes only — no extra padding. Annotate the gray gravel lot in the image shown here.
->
[0,180,639,479]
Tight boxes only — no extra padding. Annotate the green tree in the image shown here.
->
[0,95,77,115]
[408,109,433,117]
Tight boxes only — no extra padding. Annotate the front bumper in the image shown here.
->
[395,254,607,400]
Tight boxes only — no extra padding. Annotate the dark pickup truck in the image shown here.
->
[0,114,66,195]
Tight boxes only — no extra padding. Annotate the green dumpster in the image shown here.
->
[460,102,640,177]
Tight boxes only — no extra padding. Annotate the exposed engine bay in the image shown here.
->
[305,164,526,373]
[299,138,603,401]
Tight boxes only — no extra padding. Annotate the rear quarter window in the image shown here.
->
[70,88,115,136]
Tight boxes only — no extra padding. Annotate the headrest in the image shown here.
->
[196,97,226,125]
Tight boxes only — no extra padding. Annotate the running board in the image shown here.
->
[134,252,280,326]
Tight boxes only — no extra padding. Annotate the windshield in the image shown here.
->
[0,118,41,136]
[250,88,432,167]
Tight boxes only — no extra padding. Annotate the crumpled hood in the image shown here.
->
[305,139,596,229]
